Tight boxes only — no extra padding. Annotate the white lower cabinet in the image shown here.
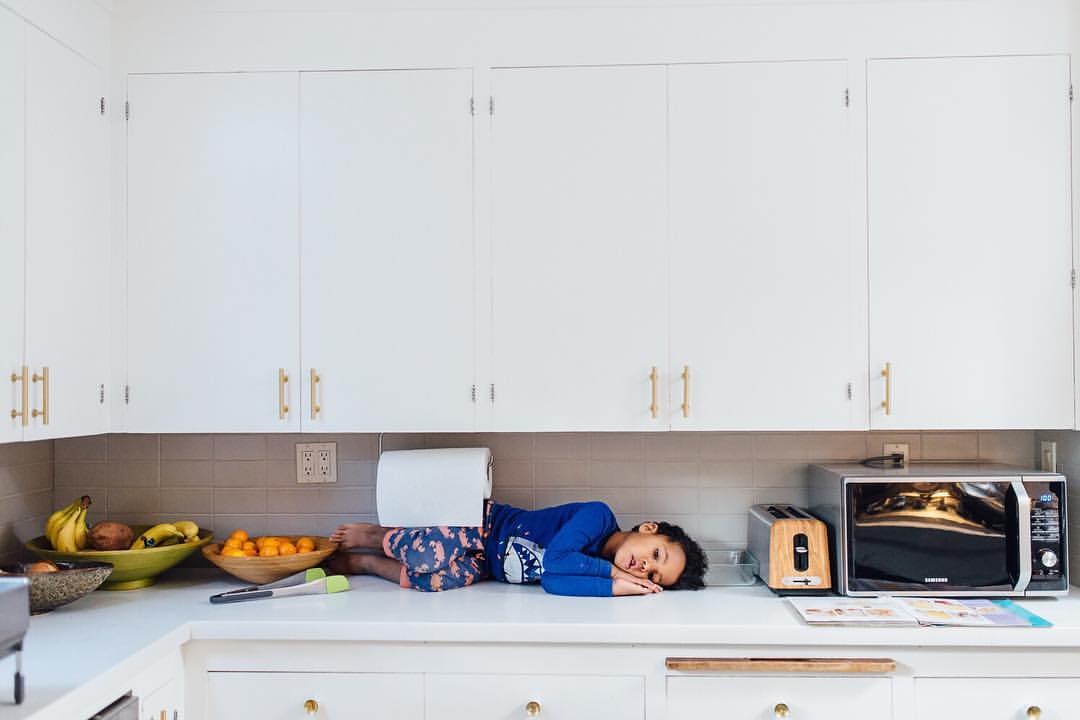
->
[205,672,423,719]
[915,678,1080,720]
[667,676,893,720]
[425,674,644,720]
[131,650,184,720]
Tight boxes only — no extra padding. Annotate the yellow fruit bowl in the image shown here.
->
[203,536,337,585]
[25,528,214,590]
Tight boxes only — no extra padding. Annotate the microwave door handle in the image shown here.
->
[1011,480,1032,594]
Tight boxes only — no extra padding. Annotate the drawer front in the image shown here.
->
[667,676,893,720]
[206,672,423,720]
[425,674,644,720]
[916,678,1080,720]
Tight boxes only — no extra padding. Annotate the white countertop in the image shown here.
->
[4,573,1080,720]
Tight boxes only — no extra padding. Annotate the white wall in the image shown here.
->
[0,0,110,68]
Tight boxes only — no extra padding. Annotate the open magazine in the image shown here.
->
[787,596,1052,628]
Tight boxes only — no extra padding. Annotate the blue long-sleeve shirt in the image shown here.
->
[484,501,619,597]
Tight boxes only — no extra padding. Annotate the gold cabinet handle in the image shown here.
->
[648,366,658,419]
[304,698,319,715]
[680,365,690,418]
[1027,707,1042,719]
[880,362,891,415]
[525,700,541,717]
[31,367,48,425]
[774,703,790,718]
[10,366,28,427]
[278,368,289,419]
[666,657,896,674]
[310,369,321,420]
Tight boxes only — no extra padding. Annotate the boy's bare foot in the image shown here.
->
[330,522,389,550]
[325,551,369,575]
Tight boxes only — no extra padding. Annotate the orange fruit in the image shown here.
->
[242,541,256,551]
[242,548,257,557]
[259,545,279,557]
[296,537,315,551]
[222,547,245,558]
[224,537,243,550]
[230,529,249,542]
[279,542,298,556]
[257,536,280,547]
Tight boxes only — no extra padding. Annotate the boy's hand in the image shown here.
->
[611,567,662,595]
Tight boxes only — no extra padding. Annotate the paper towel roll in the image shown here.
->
[376,447,493,527]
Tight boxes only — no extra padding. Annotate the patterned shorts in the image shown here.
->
[381,505,492,592]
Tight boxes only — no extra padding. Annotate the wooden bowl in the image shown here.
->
[202,536,338,585]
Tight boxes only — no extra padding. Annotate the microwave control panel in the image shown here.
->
[1028,482,1066,583]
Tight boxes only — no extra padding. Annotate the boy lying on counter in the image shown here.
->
[327,501,707,596]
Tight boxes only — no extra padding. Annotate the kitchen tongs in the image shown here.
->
[210,568,350,604]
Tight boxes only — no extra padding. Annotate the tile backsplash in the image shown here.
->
[0,440,53,564]
[43,430,1037,552]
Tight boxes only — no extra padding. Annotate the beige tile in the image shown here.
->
[534,488,592,508]
[699,433,753,460]
[645,433,699,461]
[753,461,807,488]
[267,434,304,460]
[695,515,749,549]
[211,515,269,537]
[161,460,213,487]
[213,461,267,488]
[806,432,868,461]
[160,488,213,515]
[699,487,755,515]
[379,434,425,451]
[19,440,52,465]
[979,431,1037,465]
[644,462,699,487]
[425,433,482,449]
[698,461,754,488]
[753,487,809,507]
[753,433,808,460]
[533,433,589,460]
[267,460,298,487]
[160,434,213,460]
[215,488,266,514]
[267,488,373,515]
[108,488,160,514]
[54,435,108,462]
[481,433,534,461]
[0,463,52,497]
[0,490,51,524]
[644,487,699,516]
[589,433,644,461]
[213,435,267,461]
[493,461,533,488]
[109,461,160,488]
[54,461,106,488]
[615,514,645,532]
[589,488,643,514]
[491,486,534,510]
[922,431,978,461]
[337,461,377,487]
[336,435,379,461]
[534,461,587,487]
[589,461,644,487]
[108,434,159,461]
[265,515,372,536]
[866,432,923,460]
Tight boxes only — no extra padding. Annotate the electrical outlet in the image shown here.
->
[296,442,337,484]
[1041,441,1057,473]
[883,442,909,466]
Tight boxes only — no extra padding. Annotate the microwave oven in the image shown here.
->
[809,464,1068,597]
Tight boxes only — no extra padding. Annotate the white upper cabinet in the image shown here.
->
[24,28,109,440]
[0,9,25,444]
[669,61,861,431]
[868,55,1074,430]
[299,69,476,432]
[126,73,300,433]
[489,66,669,431]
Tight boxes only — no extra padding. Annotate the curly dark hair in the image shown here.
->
[633,521,708,590]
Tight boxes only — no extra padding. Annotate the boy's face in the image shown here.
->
[612,523,687,587]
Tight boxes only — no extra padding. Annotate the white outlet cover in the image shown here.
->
[297,442,337,484]
[883,442,910,466]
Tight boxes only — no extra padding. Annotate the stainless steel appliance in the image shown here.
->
[810,463,1068,597]
[0,576,29,704]
[89,693,140,720]
[747,504,832,594]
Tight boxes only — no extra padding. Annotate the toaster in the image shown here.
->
[748,504,832,595]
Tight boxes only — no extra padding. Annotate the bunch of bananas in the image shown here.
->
[130,520,201,549]
[45,495,92,552]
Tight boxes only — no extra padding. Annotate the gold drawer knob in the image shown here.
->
[1027,707,1042,719]
[774,703,790,718]
[304,699,319,715]
[525,700,541,716]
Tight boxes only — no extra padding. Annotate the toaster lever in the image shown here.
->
[793,533,809,572]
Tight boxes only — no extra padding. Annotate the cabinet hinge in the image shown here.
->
[846,382,853,400]
[471,384,477,402]
[489,383,496,403]
[1070,84,1074,103]
[469,96,476,116]
[99,97,105,115]
[99,384,105,404]
[1072,269,1076,288]
[123,385,130,404]
[488,96,494,116]
[843,88,850,107]
[124,101,130,121]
